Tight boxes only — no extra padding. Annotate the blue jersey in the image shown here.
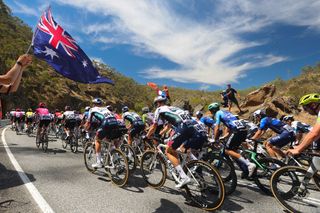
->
[200,116,215,127]
[259,117,287,134]
[214,110,241,131]
[83,111,89,120]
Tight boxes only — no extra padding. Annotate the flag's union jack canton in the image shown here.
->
[33,8,114,84]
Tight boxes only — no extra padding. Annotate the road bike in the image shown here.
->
[36,126,49,152]
[270,153,320,213]
[140,141,225,211]
[84,138,129,187]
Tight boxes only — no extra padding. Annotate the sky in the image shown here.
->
[4,0,320,91]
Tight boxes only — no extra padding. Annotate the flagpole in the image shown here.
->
[25,5,50,54]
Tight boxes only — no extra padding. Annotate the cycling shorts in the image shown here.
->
[96,119,120,140]
[225,130,248,151]
[39,119,51,128]
[269,130,295,148]
[65,119,77,130]
[129,124,145,138]
[26,117,33,124]
[14,117,23,123]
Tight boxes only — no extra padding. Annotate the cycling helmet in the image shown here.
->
[142,107,149,113]
[283,115,294,122]
[196,111,203,118]
[16,108,21,111]
[153,96,167,104]
[38,102,45,108]
[28,108,32,111]
[253,109,266,118]
[65,106,71,111]
[299,93,320,106]
[208,102,220,111]
[92,98,102,105]
[55,109,60,112]
[122,106,129,113]
[85,106,90,111]
[106,105,113,112]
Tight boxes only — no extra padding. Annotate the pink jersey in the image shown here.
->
[36,108,50,116]
[14,111,24,118]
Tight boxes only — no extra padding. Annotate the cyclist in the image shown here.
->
[122,106,145,146]
[146,96,207,188]
[141,107,154,128]
[9,108,15,127]
[195,110,215,136]
[13,108,25,132]
[287,93,320,194]
[85,98,119,168]
[35,102,51,142]
[209,102,256,178]
[251,109,295,159]
[63,106,77,140]
[25,108,34,131]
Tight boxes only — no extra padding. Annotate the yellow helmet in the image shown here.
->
[299,93,320,106]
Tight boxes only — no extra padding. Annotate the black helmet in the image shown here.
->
[195,111,203,118]
[142,107,149,113]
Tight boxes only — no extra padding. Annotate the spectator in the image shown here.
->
[226,84,243,113]
[220,90,228,107]
[0,54,32,93]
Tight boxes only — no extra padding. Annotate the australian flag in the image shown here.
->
[32,8,114,85]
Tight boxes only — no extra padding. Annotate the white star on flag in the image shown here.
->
[82,60,88,68]
[42,46,59,60]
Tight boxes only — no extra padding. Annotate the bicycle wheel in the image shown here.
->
[83,142,96,172]
[106,149,129,187]
[62,134,68,149]
[208,155,237,195]
[184,160,225,211]
[140,150,167,188]
[120,144,137,174]
[271,166,320,213]
[70,136,78,153]
[254,157,285,195]
[41,133,48,152]
[36,135,40,149]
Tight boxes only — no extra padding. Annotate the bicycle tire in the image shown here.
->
[83,142,97,172]
[271,165,320,213]
[183,160,225,211]
[41,133,48,153]
[106,149,129,187]
[207,155,237,195]
[140,150,167,188]
[36,135,40,149]
[254,157,285,195]
[120,144,137,174]
[70,136,78,153]
[62,135,68,149]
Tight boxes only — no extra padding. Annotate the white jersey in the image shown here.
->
[154,105,192,127]
[63,110,76,120]
[88,107,116,123]
[122,111,144,125]
[291,121,312,135]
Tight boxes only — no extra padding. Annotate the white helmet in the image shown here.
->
[253,109,266,118]
[85,106,90,111]
[153,96,167,104]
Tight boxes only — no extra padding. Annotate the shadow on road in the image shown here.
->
[0,163,36,190]
[122,170,147,193]
[152,198,184,213]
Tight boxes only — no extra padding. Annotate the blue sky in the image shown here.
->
[4,0,320,91]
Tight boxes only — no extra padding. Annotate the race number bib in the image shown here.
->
[232,120,245,129]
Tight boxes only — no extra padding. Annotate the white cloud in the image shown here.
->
[55,0,320,85]
[199,84,210,91]
[10,1,38,16]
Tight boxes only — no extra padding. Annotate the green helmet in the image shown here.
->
[208,102,220,111]
[299,93,320,106]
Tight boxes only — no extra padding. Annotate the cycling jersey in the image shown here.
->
[142,112,154,126]
[88,107,117,124]
[83,111,89,120]
[122,111,144,126]
[259,117,293,134]
[154,106,193,127]
[199,116,215,128]
[214,110,244,131]
[14,111,25,118]
[291,121,312,134]
[26,112,34,118]
[63,111,76,120]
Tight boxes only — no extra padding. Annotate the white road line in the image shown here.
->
[1,127,54,213]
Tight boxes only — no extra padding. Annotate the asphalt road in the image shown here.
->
[1,127,319,213]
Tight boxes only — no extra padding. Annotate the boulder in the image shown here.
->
[172,99,193,111]
[241,84,276,107]
[193,104,204,115]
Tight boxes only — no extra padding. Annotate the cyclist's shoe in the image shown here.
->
[248,163,256,177]
[92,161,103,169]
[175,176,191,188]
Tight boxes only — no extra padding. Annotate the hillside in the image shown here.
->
[1,0,319,124]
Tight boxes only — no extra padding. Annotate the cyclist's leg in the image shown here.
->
[299,156,320,192]
[92,121,108,168]
[267,131,293,159]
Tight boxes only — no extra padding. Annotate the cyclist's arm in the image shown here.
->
[251,129,265,140]
[146,123,157,139]
[288,123,320,155]
[159,123,171,136]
